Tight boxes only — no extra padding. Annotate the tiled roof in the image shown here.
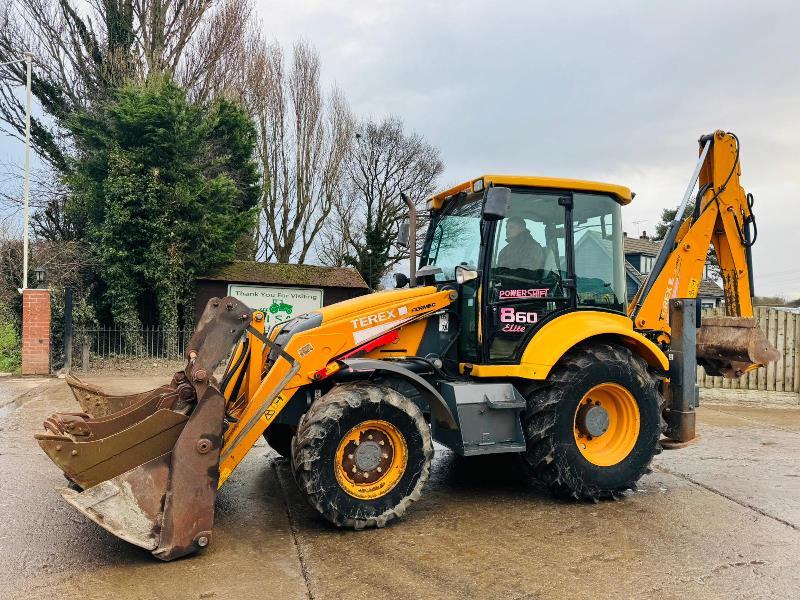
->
[625,260,723,299]
[198,261,368,289]
[698,278,724,297]
[623,234,661,256]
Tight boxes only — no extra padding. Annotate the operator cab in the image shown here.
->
[419,175,630,365]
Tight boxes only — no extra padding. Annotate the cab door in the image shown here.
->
[482,190,573,362]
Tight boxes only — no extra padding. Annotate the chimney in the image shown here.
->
[640,230,648,240]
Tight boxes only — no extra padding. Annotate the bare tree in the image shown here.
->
[0,161,74,240]
[246,39,353,263]
[0,218,92,314]
[321,116,443,288]
[0,0,249,170]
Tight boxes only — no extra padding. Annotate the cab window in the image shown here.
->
[572,193,626,311]
[488,191,569,361]
[425,193,483,282]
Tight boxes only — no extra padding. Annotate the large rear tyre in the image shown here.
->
[522,342,664,500]
[291,382,433,529]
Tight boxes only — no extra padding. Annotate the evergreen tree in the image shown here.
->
[67,80,259,335]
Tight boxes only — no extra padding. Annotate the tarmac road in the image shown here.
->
[1,375,799,600]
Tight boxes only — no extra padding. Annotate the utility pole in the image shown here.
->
[2,52,35,291]
[22,52,33,290]
[366,248,373,291]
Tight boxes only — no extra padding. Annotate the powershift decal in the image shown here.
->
[498,288,549,299]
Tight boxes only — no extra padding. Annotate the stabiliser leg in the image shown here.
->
[664,298,699,444]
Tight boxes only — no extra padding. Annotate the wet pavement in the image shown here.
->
[1,375,799,599]
[0,376,50,413]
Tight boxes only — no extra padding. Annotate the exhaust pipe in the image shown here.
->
[400,192,417,286]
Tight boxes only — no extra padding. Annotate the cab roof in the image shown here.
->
[429,175,633,209]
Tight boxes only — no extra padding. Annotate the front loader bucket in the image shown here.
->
[34,297,253,560]
[697,316,781,378]
[65,374,175,418]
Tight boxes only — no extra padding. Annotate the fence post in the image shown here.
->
[82,338,90,370]
[795,312,800,400]
[63,287,73,374]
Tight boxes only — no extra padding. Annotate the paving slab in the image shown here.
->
[277,449,799,600]
[0,376,51,410]
[657,402,800,529]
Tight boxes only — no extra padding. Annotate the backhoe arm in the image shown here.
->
[629,130,778,376]
[630,131,753,329]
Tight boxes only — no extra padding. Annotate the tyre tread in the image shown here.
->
[522,342,665,501]
[291,382,433,529]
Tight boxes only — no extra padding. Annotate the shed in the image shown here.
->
[195,261,368,326]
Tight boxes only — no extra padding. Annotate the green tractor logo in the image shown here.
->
[269,300,293,315]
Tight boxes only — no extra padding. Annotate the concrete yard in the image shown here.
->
[1,375,799,599]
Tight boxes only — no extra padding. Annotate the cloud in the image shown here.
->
[1,0,795,295]
[256,0,798,296]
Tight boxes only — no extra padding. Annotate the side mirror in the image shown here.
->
[482,187,511,221]
[397,220,410,248]
[455,264,479,285]
[394,272,410,288]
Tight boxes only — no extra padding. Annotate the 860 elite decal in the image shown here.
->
[499,307,538,334]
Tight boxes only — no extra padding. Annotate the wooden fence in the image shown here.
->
[697,306,800,393]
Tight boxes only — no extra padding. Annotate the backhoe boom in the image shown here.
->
[628,130,778,376]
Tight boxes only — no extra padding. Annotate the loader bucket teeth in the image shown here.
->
[697,316,781,378]
[35,296,253,560]
[66,374,178,418]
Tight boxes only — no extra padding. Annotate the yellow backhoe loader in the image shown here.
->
[35,130,779,560]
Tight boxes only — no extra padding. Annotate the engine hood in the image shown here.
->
[312,286,440,326]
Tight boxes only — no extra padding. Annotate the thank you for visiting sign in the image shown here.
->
[227,285,324,324]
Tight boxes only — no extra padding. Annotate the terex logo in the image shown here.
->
[351,306,407,329]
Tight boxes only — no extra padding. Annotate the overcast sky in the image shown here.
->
[254,0,798,297]
[1,0,797,296]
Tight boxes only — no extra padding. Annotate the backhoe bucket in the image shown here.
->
[696,316,781,378]
[35,297,253,560]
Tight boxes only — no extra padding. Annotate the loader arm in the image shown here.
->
[35,287,456,560]
[214,286,457,486]
[629,130,779,376]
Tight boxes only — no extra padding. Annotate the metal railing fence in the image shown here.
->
[71,326,192,370]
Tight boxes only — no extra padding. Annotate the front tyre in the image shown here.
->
[291,382,433,529]
[522,342,664,500]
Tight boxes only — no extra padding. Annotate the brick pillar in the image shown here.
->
[22,289,51,375]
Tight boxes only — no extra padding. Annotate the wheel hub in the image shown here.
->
[573,383,641,467]
[336,423,401,494]
[353,440,382,471]
[576,403,610,438]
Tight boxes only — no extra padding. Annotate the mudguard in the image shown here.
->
[339,358,458,429]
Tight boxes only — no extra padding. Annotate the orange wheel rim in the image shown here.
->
[335,420,408,500]
[573,383,640,467]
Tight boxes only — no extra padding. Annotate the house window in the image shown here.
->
[640,255,654,274]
